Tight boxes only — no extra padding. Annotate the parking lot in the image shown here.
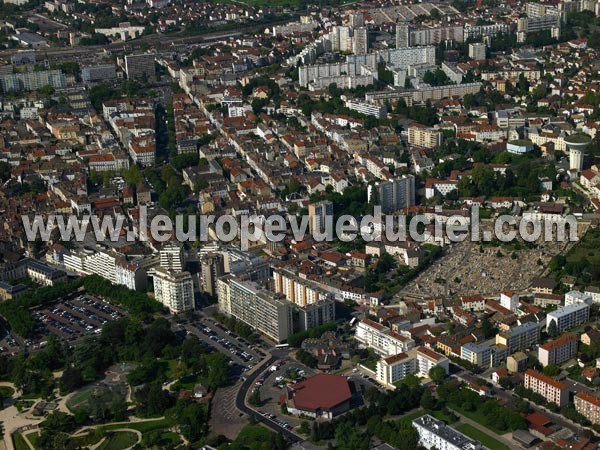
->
[185,317,266,370]
[0,294,128,355]
[33,294,126,343]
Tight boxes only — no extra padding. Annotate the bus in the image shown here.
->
[349,317,358,327]
[275,343,289,349]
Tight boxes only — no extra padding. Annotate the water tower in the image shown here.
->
[565,133,592,173]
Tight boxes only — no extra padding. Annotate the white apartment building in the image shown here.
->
[546,303,590,333]
[408,125,443,149]
[524,369,568,407]
[425,179,458,199]
[499,289,519,312]
[344,100,387,118]
[417,346,449,376]
[160,243,185,272]
[62,248,147,291]
[584,286,600,304]
[152,267,194,314]
[355,319,415,357]
[413,415,490,450]
[376,346,448,388]
[538,333,578,367]
[377,353,415,387]
[565,290,593,307]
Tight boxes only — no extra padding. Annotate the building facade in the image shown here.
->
[538,333,578,367]
[524,369,568,407]
[152,267,194,314]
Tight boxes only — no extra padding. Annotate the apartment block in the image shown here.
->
[565,290,593,307]
[81,64,118,83]
[408,124,443,149]
[308,201,334,235]
[499,289,519,312]
[417,346,449,376]
[461,342,491,367]
[367,175,415,213]
[376,346,448,388]
[468,42,486,61]
[376,352,416,387]
[0,69,66,92]
[355,319,415,357]
[152,267,194,314]
[575,392,600,425]
[200,252,225,297]
[218,275,292,342]
[272,267,331,307]
[160,243,185,272]
[62,248,147,291]
[413,415,489,450]
[538,333,578,367]
[524,369,568,407]
[546,303,590,333]
[495,322,540,354]
[124,53,156,79]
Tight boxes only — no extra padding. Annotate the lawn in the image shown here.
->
[455,423,509,450]
[97,431,139,450]
[102,418,175,434]
[0,386,15,398]
[397,409,426,425]
[565,228,600,266]
[448,405,507,435]
[72,430,104,447]
[26,431,40,449]
[12,433,30,450]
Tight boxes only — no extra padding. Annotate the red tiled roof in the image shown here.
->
[289,374,352,412]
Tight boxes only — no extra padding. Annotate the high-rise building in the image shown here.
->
[353,27,370,55]
[377,353,415,386]
[201,252,225,297]
[408,125,443,149]
[368,175,415,213]
[349,12,364,28]
[124,53,156,80]
[468,42,486,61]
[396,23,410,48]
[0,69,66,93]
[308,200,334,235]
[152,267,195,314]
[160,243,185,273]
[217,275,293,342]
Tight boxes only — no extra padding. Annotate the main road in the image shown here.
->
[234,355,304,444]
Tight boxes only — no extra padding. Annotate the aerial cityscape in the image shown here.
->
[1,0,600,449]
